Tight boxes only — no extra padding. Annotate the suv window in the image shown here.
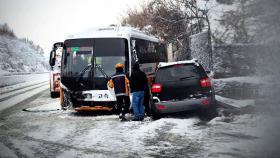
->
[155,64,202,82]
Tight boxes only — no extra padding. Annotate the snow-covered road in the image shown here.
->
[0,73,49,111]
[0,74,279,157]
[0,89,277,158]
[0,73,48,88]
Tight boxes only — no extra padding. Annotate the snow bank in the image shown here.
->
[214,76,264,84]
[213,76,263,99]
[213,76,263,93]
[216,95,255,108]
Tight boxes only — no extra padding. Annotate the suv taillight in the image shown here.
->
[200,77,211,88]
[151,84,162,93]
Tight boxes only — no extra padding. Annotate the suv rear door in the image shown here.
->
[154,63,209,101]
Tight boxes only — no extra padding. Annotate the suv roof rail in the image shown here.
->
[192,58,198,63]
[158,59,200,68]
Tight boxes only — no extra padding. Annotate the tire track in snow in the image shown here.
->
[0,84,49,112]
[0,82,48,102]
[0,81,48,95]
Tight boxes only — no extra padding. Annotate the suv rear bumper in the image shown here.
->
[152,97,214,114]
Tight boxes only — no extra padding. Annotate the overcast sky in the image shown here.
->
[0,0,147,56]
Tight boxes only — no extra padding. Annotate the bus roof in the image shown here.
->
[65,26,159,42]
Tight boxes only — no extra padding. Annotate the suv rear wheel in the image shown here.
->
[198,101,218,120]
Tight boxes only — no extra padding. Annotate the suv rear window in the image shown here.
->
[155,64,202,82]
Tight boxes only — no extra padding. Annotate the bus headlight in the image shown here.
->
[83,93,92,99]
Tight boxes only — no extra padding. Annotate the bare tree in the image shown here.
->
[213,0,254,44]
[0,23,16,37]
[121,0,211,60]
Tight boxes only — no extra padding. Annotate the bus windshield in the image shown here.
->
[63,38,128,77]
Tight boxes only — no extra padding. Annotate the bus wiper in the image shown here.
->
[95,64,109,79]
[77,64,93,84]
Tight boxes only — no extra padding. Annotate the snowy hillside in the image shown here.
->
[0,34,48,75]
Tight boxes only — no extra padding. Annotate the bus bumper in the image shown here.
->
[74,106,113,112]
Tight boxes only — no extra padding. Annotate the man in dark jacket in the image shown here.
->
[130,63,148,121]
[108,63,130,121]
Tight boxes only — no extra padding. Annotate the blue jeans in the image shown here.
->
[132,91,145,119]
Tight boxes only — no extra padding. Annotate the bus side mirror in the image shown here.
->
[49,50,56,66]
[50,42,63,67]
[53,42,63,50]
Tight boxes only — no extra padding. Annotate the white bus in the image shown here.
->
[51,27,167,111]
[49,42,63,98]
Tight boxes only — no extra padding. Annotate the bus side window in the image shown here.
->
[125,39,129,73]
[136,39,149,63]
[148,42,156,53]
[62,48,69,76]
[63,50,67,66]
[135,40,142,63]
[159,44,167,61]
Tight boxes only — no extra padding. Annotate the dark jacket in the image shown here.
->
[130,64,148,93]
[108,72,129,96]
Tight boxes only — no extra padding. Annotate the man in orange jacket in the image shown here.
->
[108,63,130,121]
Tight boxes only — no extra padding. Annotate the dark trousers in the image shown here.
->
[116,95,130,117]
[132,91,145,119]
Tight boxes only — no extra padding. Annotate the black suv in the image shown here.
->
[150,60,216,117]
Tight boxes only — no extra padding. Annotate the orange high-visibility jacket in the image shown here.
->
[108,72,129,96]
